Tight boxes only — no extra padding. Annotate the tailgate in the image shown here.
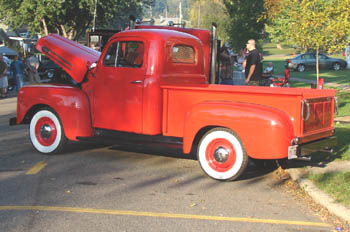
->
[300,96,335,143]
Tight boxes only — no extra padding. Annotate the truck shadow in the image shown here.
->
[107,141,276,181]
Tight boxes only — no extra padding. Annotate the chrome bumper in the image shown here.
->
[288,136,337,159]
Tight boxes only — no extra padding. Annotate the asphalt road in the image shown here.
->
[0,96,334,232]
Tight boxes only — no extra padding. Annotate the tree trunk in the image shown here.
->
[68,30,75,40]
[60,25,68,38]
[41,18,49,36]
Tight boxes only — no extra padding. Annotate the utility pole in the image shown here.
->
[179,1,182,24]
[92,0,98,32]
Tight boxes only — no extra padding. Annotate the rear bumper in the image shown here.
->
[288,136,337,159]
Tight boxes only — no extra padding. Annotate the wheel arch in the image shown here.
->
[183,101,295,159]
[16,86,93,141]
[21,104,51,124]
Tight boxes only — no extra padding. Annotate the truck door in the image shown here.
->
[92,39,145,133]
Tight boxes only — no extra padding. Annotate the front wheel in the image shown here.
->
[30,108,67,154]
[197,128,248,181]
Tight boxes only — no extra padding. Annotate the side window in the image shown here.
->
[319,54,326,60]
[103,41,144,68]
[103,42,118,67]
[172,45,195,64]
[303,54,312,59]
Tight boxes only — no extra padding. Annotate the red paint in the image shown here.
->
[35,117,57,146]
[205,138,236,173]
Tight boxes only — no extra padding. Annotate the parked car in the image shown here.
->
[286,53,347,72]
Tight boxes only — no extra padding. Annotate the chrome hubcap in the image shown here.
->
[40,124,53,139]
[213,147,229,163]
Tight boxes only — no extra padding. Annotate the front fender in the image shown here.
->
[183,101,295,159]
[17,84,93,141]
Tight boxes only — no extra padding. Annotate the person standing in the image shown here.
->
[245,39,262,86]
[25,53,40,83]
[0,55,8,98]
[10,55,25,92]
[219,47,234,85]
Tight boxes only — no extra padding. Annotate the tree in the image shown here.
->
[263,0,288,45]
[0,0,152,40]
[188,0,230,42]
[223,0,266,51]
[266,0,350,82]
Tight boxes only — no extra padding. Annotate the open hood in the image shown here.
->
[36,34,101,83]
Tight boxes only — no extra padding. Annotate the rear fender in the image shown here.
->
[17,85,93,141]
[183,101,295,159]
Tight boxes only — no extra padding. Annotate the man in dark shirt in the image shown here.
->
[244,39,262,86]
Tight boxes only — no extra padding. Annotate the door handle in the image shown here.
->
[131,80,143,84]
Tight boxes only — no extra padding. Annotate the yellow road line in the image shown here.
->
[25,161,47,175]
[0,205,330,228]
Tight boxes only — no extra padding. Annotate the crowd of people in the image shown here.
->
[0,53,40,99]
[219,39,274,86]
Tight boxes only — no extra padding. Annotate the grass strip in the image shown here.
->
[307,172,350,207]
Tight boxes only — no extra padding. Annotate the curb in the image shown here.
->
[287,168,350,224]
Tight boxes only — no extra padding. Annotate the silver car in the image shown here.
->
[286,53,347,72]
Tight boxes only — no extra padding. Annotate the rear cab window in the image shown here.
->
[172,45,196,64]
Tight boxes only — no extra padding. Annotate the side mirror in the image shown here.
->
[87,61,97,78]
[90,62,97,69]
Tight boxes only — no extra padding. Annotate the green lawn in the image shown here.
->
[262,43,296,56]
[307,172,350,207]
[335,91,350,117]
[334,123,350,161]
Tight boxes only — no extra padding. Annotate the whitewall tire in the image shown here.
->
[30,109,67,154]
[197,128,248,181]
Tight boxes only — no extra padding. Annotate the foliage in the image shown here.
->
[0,0,152,40]
[188,0,230,42]
[223,0,266,52]
[265,0,350,81]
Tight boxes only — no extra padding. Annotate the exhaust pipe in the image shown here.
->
[210,23,217,84]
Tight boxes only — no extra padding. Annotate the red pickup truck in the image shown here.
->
[10,25,337,181]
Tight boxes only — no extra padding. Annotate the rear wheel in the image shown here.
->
[197,128,248,181]
[297,64,305,72]
[30,108,67,154]
[333,62,341,71]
